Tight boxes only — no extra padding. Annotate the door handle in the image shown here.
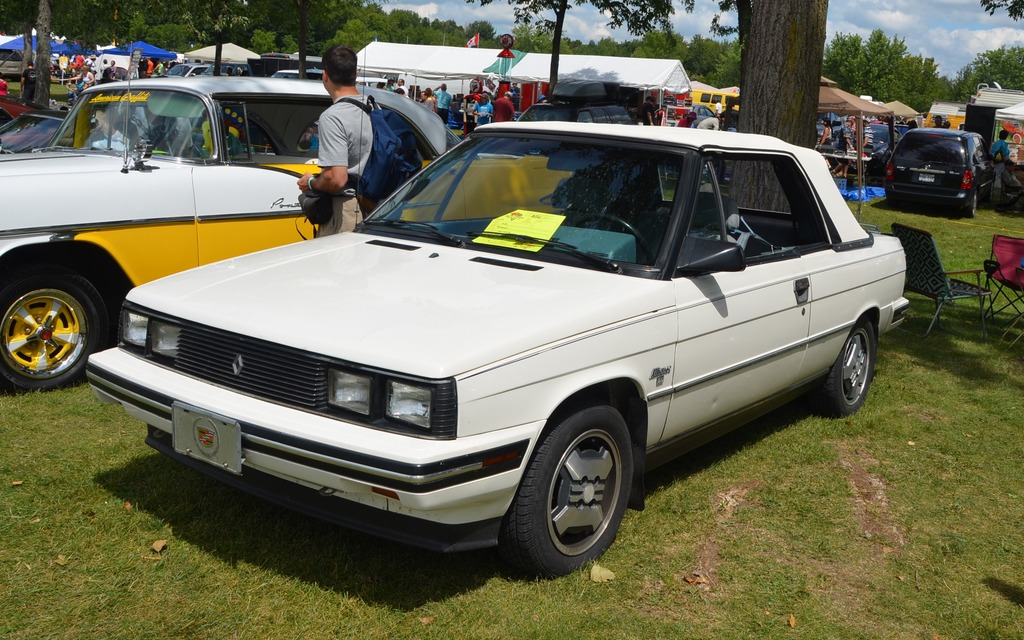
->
[794,277,810,304]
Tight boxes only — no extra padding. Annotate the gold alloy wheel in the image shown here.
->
[2,287,88,382]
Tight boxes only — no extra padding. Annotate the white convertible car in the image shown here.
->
[0,77,457,392]
[88,122,909,576]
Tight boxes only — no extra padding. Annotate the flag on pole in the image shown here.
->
[466,33,480,48]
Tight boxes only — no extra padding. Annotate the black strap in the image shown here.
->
[337,95,376,115]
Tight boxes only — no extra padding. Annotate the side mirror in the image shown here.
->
[675,235,746,276]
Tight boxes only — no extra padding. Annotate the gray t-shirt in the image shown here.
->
[317,96,372,184]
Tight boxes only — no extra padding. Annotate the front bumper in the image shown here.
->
[87,348,540,552]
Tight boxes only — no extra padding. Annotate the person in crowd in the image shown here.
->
[154,59,165,76]
[817,117,832,148]
[385,78,395,92]
[421,87,437,113]
[20,61,37,103]
[296,45,372,237]
[696,113,720,130]
[493,91,515,122]
[831,116,856,178]
[640,96,657,125]
[474,93,493,126]
[992,129,1021,197]
[435,83,452,125]
[0,76,7,96]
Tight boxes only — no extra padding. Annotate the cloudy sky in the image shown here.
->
[389,0,1024,78]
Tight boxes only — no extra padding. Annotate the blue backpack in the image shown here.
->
[339,96,422,205]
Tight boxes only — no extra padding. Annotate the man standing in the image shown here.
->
[493,91,515,122]
[639,96,656,125]
[435,83,452,125]
[20,61,37,103]
[297,45,372,237]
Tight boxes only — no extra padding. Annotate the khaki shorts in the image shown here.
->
[314,196,362,237]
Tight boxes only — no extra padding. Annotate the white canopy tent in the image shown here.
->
[996,100,1024,122]
[356,42,690,94]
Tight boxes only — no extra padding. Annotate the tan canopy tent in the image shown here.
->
[884,100,920,118]
[818,84,894,215]
[185,43,258,63]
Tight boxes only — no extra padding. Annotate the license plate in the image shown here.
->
[172,403,243,475]
[917,173,936,183]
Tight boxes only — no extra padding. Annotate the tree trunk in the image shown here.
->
[35,0,52,106]
[296,0,310,78]
[548,0,568,91]
[738,0,827,149]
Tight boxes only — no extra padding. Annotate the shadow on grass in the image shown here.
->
[983,577,1024,607]
[95,453,508,608]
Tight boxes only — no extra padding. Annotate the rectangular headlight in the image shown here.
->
[328,369,372,415]
[386,381,432,429]
[121,310,149,348]
[150,320,181,358]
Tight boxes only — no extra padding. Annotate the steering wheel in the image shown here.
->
[572,210,655,263]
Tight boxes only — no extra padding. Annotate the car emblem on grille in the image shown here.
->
[232,355,245,376]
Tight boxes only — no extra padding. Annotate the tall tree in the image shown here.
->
[981,0,1024,17]
[694,0,826,146]
[471,0,674,89]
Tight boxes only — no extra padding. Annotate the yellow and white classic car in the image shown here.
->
[0,76,458,391]
[89,122,909,576]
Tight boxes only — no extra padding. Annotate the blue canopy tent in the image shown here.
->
[110,40,176,60]
[0,36,89,56]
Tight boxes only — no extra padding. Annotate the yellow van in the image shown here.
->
[690,89,739,112]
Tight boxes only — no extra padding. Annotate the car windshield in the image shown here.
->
[896,133,964,165]
[0,114,61,152]
[366,134,686,269]
[48,89,212,159]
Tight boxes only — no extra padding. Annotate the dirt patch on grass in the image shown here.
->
[838,446,907,553]
[678,483,762,593]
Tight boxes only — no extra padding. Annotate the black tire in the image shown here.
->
[0,266,108,392]
[962,191,977,218]
[499,405,633,577]
[808,318,877,418]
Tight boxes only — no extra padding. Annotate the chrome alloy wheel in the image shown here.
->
[840,326,870,406]
[2,287,88,382]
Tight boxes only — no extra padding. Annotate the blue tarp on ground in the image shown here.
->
[839,186,886,202]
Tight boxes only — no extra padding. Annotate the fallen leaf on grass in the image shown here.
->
[590,564,615,583]
[31,517,40,523]
[788,614,797,628]
[124,501,132,511]
[11,480,24,486]
[54,554,68,566]
[419,617,435,625]
[683,573,709,585]
[151,540,168,554]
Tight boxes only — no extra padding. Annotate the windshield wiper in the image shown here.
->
[363,218,466,248]
[466,231,621,273]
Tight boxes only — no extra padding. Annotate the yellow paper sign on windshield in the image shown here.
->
[473,210,566,252]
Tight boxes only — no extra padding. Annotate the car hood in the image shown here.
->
[128,232,674,378]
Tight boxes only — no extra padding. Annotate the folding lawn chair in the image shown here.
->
[983,234,1024,322]
[891,223,990,338]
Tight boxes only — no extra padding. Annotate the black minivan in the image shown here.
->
[884,128,994,217]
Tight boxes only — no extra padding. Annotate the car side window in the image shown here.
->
[706,153,829,262]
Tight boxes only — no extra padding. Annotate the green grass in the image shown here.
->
[3,198,1024,639]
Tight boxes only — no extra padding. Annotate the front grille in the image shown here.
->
[175,323,329,410]
[125,304,459,439]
